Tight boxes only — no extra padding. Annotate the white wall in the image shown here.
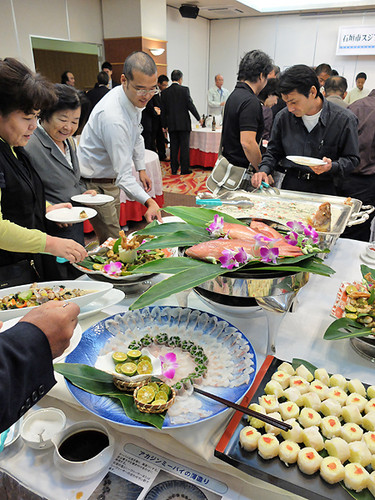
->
[210,11,375,93]
[0,0,103,69]
[166,6,209,120]
[102,0,141,38]
[141,0,166,40]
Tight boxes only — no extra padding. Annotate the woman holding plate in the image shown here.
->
[0,58,87,287]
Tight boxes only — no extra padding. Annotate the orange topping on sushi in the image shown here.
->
[306,452,315,460]
[294,380,303,385]
[315,385,322,390]
[246,430,254,436]
[350,427,356,432]
[327,462,337,470]
[286,445,293,451]
[355,466,363,475]
[264,398,272,405]
[277,373,285,378]
[371,434,375,441]
[353,397,359,402]
[329,419,336,427]
[263,437,273,444]
[308,412,313,419]
[287,405,293,411]
[334,391,341,396]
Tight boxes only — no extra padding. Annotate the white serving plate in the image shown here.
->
[71,194,114,206]
[46,207,97,224]
[78,288,125,319]
[0,280,113,321]
[286,155,326,167]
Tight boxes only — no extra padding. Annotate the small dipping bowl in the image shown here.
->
[52,421,115,481]
[21,407,66,450]
[366,243,375,261]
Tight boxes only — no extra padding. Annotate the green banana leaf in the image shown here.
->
[324,318,373,340]
[131,256,205,274]
[54,363,165,428]
[292,358,318,375]
[361,264,375,281]
[160,205,248,226]
[136,222,208,237]
[341,484,374,500]
[138,230,210,249]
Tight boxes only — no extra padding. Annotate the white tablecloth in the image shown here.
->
[190,128,221,154]
[0,238,373,500]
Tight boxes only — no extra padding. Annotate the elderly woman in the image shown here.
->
[0,58,87,287]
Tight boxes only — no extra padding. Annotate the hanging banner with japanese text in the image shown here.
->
[337,25,375,55]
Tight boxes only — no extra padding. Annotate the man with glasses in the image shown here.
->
[78,51,162,243]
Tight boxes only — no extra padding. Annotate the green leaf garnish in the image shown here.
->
[291,358,318,375]
[324,318,373,340]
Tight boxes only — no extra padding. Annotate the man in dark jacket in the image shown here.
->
[86,71,109,115]
[161,70,201,175]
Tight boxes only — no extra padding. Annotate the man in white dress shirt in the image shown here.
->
[207,74,229,116]
[79,51,162,243]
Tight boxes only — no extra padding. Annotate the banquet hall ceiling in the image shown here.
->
[167,0,375,19]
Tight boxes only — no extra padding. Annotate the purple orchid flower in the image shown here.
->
[160,352,179,379]
[260,246,279,264]
[103,261,122,275]
[285,231,299,246]
[303,225,319,244]
[286,221,306,233]
[206,214,224,237]
[219,247,250,269]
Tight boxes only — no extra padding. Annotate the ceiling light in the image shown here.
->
[149,48,165,56]
[237,0,373,13]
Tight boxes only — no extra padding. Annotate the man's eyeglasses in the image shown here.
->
[129,83,160,97]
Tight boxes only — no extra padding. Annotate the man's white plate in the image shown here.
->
[46,207,97,224]
[71,194,114,206]
[78,288,125,319]
[286,155,326,167]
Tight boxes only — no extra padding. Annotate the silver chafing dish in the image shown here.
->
[214,189,374,253]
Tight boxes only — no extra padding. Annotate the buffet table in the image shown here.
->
[0,238,374,500]
[190,127,221,168]
[83,149,164,233]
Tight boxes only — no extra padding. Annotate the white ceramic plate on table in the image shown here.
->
[0,280,113,321]
[46,206,97,224]
[286,155,326,167]
[78,288,125,319]
[71,194,114,206]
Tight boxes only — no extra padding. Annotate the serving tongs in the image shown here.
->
[196,198,254,208]
[256,181,280,196]
[193,386,292,431]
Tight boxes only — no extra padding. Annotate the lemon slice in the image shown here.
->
[159,383,171,396]
[127,349,142,361]
[137,386,155,404]
[115,363,124,373]
[151,399,167,406]
[137,360,153,375]
[146,382,159,392]
[139,355,151,363]
[120,362,137,376]
[112,351,128,364]
[155,391,168,401]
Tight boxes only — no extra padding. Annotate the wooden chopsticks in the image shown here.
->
[193,386,292,432]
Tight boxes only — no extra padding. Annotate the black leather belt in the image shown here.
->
[83,177,116,184]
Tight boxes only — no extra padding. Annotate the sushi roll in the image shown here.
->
[283,387,301,403]
[309,380,329,400]
[364,398,375,414]
[372,454,375,469]
[320,416,342,439]
[257,433,279,460]
[314,367,330,386]
[295,364,314,383]
[280,418,303,443]
[363,431,375,454]
[368,471,375,498]
[278,361,295,376]
[239,426,261,452]
[264,380,284,398]
[298,407,322,428]
[347,378,366,397]
[302,426,324,451]
[341,404,362,424]
[264,412,283,436]
[343,463,370,492]
[289,376,310,394]
[248,403,266,429]
[279,440,300,465]
[346,393,367,412]
[298,392,321,411]
[325,437,350,463]
[279,401,300,420]
[271,370,291,390]
[297,447,323,475]
[319,456,345,484]
[367,385,375,399]
[329,373,347,390]
[258,395,279,413]
[327,386,348,406]
[320,398,342,418]
[341,422,363,443]
[348,441,372,466]
[362,410,375,431]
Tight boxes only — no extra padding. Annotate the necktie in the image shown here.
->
[219,89,223,100]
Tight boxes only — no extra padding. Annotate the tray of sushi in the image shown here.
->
[214,356,375,500]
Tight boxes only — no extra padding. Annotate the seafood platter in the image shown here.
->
[59,306,257,428]
[206,188,373,253]
[215,356,375,500]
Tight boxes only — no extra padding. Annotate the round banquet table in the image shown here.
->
[190,127,221,168]
[1,238,374,500]
[83,149,164,233]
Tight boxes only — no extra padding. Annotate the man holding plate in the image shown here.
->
[252,65,359,195]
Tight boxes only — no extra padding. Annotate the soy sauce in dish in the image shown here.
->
[58,430,109,462]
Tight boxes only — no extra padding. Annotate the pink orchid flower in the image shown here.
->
[206,214,224,237]
[160,352,179,379]
[103,261,122,275]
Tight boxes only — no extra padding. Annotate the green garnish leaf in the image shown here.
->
[291,358,318,375]
[324,318,373,340]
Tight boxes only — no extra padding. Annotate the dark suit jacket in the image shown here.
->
[86,85,109,112]
[0,322,56,432]
[161,82,200,131]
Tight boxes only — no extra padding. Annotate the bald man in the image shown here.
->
[207,74,229,116]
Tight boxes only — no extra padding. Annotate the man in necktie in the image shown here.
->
[207,74,229,116]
